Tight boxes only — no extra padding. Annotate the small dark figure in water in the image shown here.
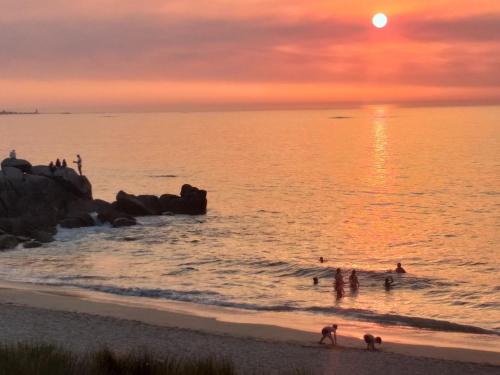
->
[73,154,82,175]
[62,159,67,168]
[313,277,319,285]
[384,276,394,290]
[49,161,56,174]
[55,158,61,168]
[319,324,338,345]
[395,262,406,273]
[349,270,360,291]
[334,268,344,298]
[364,334,382,351]
[319,257,324,263]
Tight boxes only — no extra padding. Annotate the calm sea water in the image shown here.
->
[0,107,498,334]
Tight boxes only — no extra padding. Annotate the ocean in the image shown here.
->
[0,106,499,336]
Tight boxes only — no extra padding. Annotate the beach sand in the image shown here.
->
[0,281,498,375]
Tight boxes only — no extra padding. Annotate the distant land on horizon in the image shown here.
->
[0,109,39,115]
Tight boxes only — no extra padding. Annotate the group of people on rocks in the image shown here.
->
[317,260,407,298]
[48,154,83,175]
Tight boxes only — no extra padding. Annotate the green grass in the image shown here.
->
[0,343,236,375]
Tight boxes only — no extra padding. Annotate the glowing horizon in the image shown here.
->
[1,0,500,111]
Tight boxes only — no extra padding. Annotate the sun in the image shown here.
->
[372,13,388,29]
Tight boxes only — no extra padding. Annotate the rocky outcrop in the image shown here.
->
[0,157,207,248]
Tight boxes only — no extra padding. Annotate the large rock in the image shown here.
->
[59,212,95,229]
[31,166,92,199]
[137,195,161,215]
[97,207,135,225]
[116,191,156,216]
[0,234,19,250]
[1,158,32,173]
[31,230,55,243]
[159,184,207,215]
[112,217,137,227]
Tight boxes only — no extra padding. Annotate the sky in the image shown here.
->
[1,0,500,111]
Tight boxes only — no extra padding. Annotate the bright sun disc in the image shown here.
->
[372,13,388,28]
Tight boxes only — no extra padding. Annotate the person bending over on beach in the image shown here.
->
[395,262,406,273]
[384,276,394,290]
[364,334,382,351]
[334,268,344,298]
[319,324,338,345]
[73,154,82,175]
[349,269,360,290]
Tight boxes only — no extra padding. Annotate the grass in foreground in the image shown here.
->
[0,343,235,375]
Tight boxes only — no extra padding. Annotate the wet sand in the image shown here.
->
[0,281,498,374]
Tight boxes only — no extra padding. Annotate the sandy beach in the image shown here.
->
[0,281,498,375]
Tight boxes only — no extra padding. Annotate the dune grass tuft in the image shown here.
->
[0,342,235,375]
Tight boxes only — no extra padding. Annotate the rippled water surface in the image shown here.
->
[0,107,498,333]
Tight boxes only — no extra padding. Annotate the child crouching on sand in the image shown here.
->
[319,324,338,345]
[363,334,382,350]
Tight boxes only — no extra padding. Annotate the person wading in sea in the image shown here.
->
[334,268,344,298]
[349,269,360,291]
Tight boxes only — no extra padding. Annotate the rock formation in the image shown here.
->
[0,157,207,250]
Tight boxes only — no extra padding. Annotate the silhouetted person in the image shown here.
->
[364,334,382,351]
[395,262,406,274]
[384,276,394,290]
[62,159,67,168]
[319,257,324,263]
[349,270,360,291]
[334,268,344,298]
[9,149,16,159]
[55,158,61,168]
[49,161,56,174]
[319,324,338,345]
[313,277,319,285]
[73,154,82,175]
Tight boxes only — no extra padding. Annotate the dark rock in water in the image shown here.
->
[113,217,137,227]
[2,167,24,179]
[159,184,207,215]
[97,207,135,225]
[1,158,32,173]
[137,195,161,215]
[31,230,54,243]
[60,212,95,229]
[116,191,156,216]
[23,240,43,249]
[0,234,19,250]
[0,214,57,237]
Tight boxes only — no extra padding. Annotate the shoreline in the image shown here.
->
[0,279,498,370]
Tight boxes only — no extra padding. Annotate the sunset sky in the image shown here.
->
[1,0,500,111]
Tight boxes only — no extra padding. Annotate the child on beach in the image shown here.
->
[319,324,338,345]
[363,334,382,350]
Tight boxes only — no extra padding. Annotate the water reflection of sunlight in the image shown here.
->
[373,108,388,183]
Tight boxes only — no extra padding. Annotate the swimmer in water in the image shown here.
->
[395,262,406,273]
[313,277,319,285]
[363,334,382,351]
[349,269,359,291]
[319,324,338,345]
[384,276,394,289]
[319,257,324,263]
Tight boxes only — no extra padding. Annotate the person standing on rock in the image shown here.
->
[62,159,67,168]
[49,161,56,174]
[9,149,16,159]
[73,154,82,175]
[55,158,61,168]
